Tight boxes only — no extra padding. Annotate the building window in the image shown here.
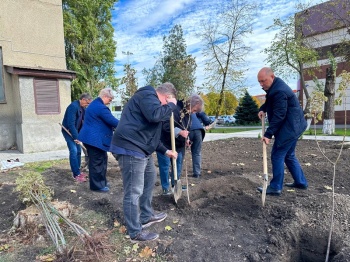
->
[34,78,60,115]
[0,47,5,103]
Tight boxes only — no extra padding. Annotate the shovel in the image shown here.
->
[261,116,268,207]
[59,123,87,151]
[170,112,182,203]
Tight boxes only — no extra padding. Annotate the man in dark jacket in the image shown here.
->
[110,82,178,243]
[257,67,308,196]
[62,93,92,182]
[157,101,189,195]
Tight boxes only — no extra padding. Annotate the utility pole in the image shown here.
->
[122,51,134,64]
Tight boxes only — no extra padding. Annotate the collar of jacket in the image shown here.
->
[265,77,279,94]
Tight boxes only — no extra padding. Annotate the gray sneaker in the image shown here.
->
[131,230,159,243]
[162,188,171,195]
[142,212,167,229]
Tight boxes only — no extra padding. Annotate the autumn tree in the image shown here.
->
[121,63,138,106]
[63,0,118,100]
[198,0,256,117]
[235,91,260,124]
[142,24,197,100]
[263,3,319,129]
[203,91,238,116]
[252,96,261,108]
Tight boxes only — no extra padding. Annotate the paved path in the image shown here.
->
[0,130,348,164]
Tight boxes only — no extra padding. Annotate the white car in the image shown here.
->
[220,115,236,124]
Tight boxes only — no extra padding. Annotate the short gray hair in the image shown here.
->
[186,94,204,111]
[99,88,114,99]
[156,82,177,97]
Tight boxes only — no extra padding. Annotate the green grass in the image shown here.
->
[207,127,260,133]
[24,159,68,172]
[304,128,350,136]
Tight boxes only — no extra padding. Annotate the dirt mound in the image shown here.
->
[0,138,349,261]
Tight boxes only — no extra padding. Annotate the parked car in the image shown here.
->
[220,115,236,124]
[216,116,224,125]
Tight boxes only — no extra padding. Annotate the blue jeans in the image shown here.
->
[156,149,184,190]
[270,138,308,190]
[189,129,203,176]
[115,154,156,238]
[63,132,81,177]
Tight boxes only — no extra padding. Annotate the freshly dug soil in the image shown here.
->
[0,137,349,262]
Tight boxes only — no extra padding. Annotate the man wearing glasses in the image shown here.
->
[61,93,92,182]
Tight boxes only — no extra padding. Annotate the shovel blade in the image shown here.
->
[261,174,268,207]
[173,179,182,203]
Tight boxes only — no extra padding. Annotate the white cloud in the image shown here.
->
[112,0,323,96]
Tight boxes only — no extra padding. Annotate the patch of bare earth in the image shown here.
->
[0,138,349,261]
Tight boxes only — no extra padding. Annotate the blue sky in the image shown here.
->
[111,0,323,96]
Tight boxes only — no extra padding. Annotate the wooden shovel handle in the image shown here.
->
[170,113,178,180]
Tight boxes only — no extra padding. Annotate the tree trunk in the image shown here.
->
[299,63,312,131]
[13,201,73,230]
[323,66,335,135]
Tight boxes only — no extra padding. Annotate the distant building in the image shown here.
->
[0,0,75,152]
[298,0,350,124]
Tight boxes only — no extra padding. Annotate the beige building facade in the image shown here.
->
[0,0,75,153]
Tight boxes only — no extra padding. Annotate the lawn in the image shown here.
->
[207,127,260,133]
[304,128,350,136]
[208,126,350,136]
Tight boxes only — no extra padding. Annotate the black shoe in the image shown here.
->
[285,182,308,189]
[257,186,281,196]
[131,230,159,243]
[193,174,200,178]
[142,212,167,229]
[91,186,110,193]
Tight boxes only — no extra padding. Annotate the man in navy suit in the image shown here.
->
[62,93,92,182]
[257,67,308,196]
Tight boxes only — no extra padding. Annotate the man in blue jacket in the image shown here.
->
[78,88,119,192]
[257,67,308,196]
[110,82,178,243]
[62,93,92,182]
[187,94,213,178]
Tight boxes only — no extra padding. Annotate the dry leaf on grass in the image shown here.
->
[36,254,56,262]
[119,226,127,234]
[165,225,172,231]
[324,185,332,190]
[139,246,153,258]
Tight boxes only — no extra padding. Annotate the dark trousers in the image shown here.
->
[189,129,203,176]
[85,144,108,190]
[270,138,308,190]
